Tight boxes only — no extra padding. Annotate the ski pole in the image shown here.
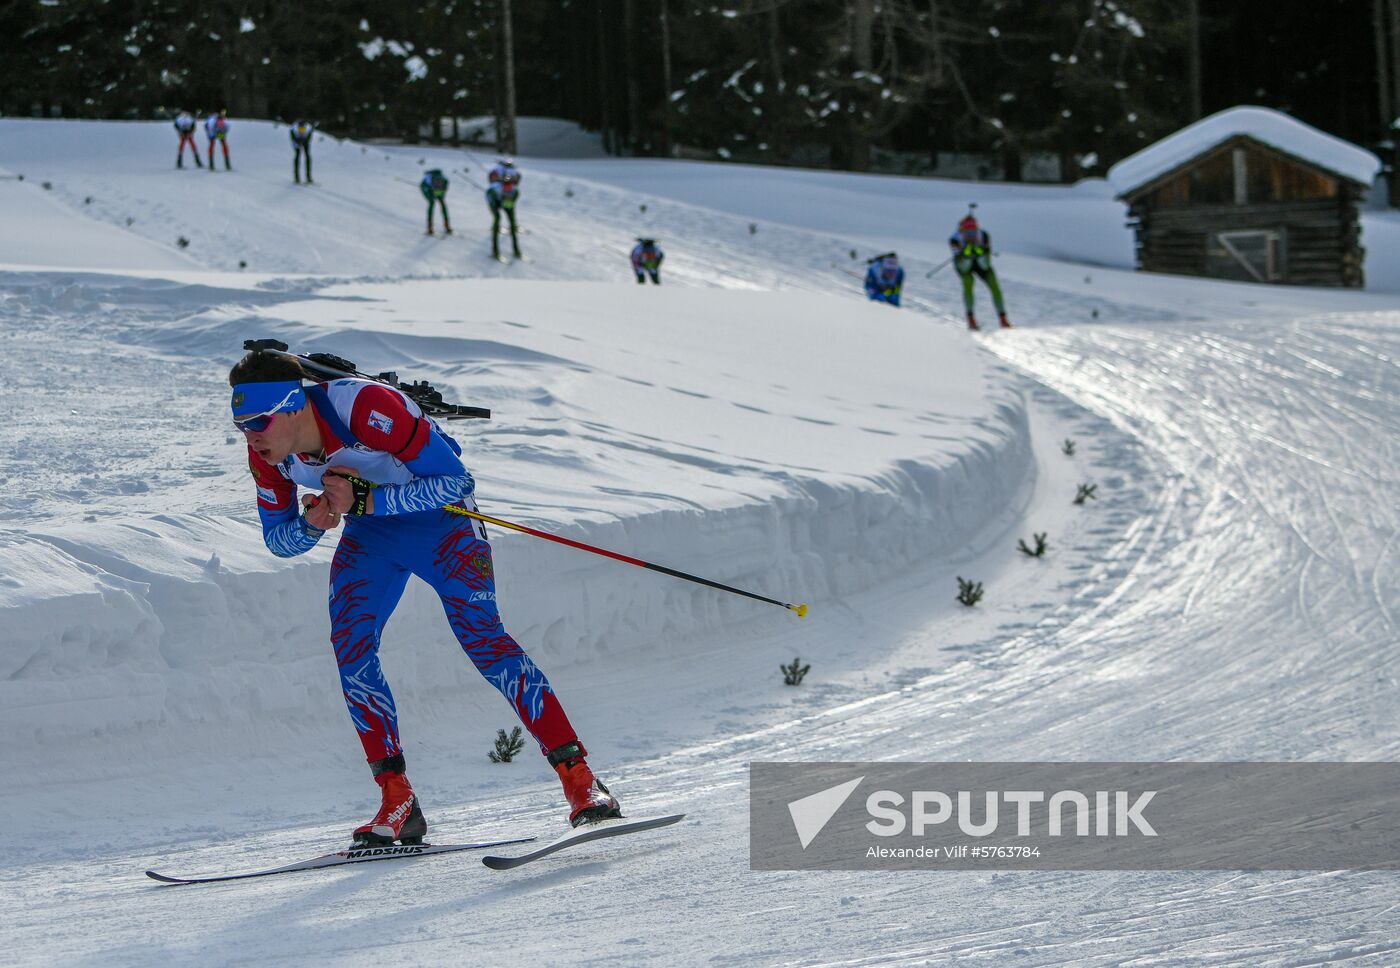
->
[925,257,953,278]
[441,505,808,617]
[311,475,809,618]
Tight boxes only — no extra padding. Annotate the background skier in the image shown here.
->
[290,120,314,184]
[864,252,904,307]
[631,238,664,284]
[205,109,231,171]
[949,211,1011,330]
[486,157,521,260]
[488,157,520,189]
[174,109,201,168]
[420,168,451,235]
[228,350,622,846]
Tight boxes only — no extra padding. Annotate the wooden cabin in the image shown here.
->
[1108,108,1379,288]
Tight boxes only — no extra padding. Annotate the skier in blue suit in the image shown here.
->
[864,252,904,307]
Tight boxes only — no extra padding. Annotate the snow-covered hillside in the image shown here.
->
[1,119,1398,967]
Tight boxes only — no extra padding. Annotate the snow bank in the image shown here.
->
[1107,105,1382,195]
[0,269,1029,763]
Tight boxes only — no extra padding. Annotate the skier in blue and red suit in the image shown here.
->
[485,158,522,259]
[864,252,904,307]
[630,238,664,284]
[229,349,621,846]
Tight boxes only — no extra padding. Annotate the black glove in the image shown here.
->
[328,471,376,516]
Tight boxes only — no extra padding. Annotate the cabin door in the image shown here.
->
[1210,229,1287,283]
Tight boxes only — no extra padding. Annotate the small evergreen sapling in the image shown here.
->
[1018,532,1048,557]
[1062,438,1076,456]
[781,657,811,686]
[956,576,984,606]
[1074,483,1098,505]
[488,725,525,763]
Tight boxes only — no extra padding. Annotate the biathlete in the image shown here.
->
[290,120,314,184]
[174,110,201,169]
[949,213,1011,330]
[486,158,522,260]
[864,252,904,307]
[630,238,664,284]
[205,109,231,171]
[421,169,452,235]
[228,350,621,845]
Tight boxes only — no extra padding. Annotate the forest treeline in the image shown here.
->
[1,0,1393,181]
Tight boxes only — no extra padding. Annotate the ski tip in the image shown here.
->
[480,813,686,871]
[145,870,185,884]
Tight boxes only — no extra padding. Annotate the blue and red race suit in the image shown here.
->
[246,378,579,763]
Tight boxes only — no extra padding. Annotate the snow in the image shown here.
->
[1107,104,1383,194]
[0,165,196,271]
[2,118,1399,966]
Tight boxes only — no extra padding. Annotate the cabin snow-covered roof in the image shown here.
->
[1107,106,1381,197]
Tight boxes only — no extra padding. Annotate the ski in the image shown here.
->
[146,836,535,885]
[482,813,684,871]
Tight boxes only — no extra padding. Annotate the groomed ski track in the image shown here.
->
[0,120,1397,966]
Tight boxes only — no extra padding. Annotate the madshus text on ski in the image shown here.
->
[167,110,1014,321]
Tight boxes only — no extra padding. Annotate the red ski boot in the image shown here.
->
[548,742,622,827]
[966,312,980,331]
[999,313,1013,328]
[353,754,428,846]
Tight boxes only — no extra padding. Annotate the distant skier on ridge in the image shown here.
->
[205,109,231,172]
[864,252,904,307]
[290,120,314,184]
[174,109,201,169]
[631,238,664,284]
[949,209,1010,330]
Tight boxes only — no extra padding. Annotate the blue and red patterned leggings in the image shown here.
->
[327,508,578,763]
